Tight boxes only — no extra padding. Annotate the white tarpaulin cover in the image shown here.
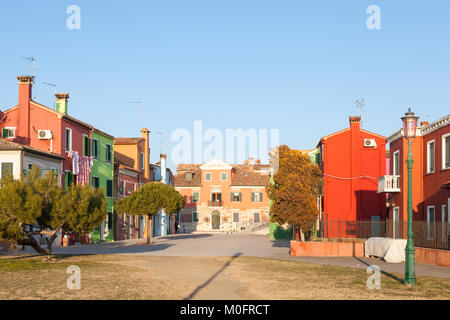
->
[364,237,407,263]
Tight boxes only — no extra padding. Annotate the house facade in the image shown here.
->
[317,116,387,237]
[175,158,270,232]
[381,114,450,242]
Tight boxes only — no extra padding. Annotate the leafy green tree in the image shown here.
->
[267,145,322,241]
[115,182,184,244]
[0,166,106,255]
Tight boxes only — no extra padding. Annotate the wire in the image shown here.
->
[323,174,379,181]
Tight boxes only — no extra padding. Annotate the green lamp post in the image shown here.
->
[401,108,419,286]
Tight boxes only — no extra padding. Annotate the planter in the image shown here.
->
[290,240,364,257]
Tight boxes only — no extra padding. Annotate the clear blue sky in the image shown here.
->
[0,1,449,170]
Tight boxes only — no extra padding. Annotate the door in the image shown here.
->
[371,216,381,237]
[212,211,220,230]
[254,212,260,223]
[393,207,399,239]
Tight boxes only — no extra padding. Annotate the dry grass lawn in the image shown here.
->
[0,254,448,300]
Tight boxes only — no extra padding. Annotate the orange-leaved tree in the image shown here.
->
[267,145,322,241]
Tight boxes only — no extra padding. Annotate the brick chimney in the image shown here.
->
[141,128,150,181]
[55,93,69,115]
[420,121,429,127]
[349,116,361,129]
[17,76,34,144]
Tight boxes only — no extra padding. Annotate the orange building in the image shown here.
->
[174,158,270,232]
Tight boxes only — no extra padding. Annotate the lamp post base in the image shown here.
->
[404,242,416,286]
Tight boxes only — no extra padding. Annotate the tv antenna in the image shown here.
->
[155,131,164,155]
[42,82,57,109]
[22,56,37,77]
[130,100,143,127]
[354,98,365,127]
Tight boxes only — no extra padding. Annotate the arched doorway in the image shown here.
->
[211,210,220,230]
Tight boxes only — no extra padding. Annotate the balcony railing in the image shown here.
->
[377,175,400,193]
[208,200,222,207]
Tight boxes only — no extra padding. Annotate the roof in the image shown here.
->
[92,127,115,140]
[0,138,64,160]
[114,137,144,145]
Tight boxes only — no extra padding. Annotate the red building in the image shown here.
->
[381,113,450,243]
[0,76,91,188]
[317,116,387,236]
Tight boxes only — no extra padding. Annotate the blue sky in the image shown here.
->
[0,1,449,170]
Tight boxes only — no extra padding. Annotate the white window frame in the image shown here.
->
[192,192,200,203]
[427,206,435,240]
[393,207,399,239]
[393,150,400,175]
[205,172,212,181]
[427,140,435,174]
[442,133,450,170]
[221,172,228,181]
[65,128,72,152]
[231,192,241,202]
[2,127,16,139]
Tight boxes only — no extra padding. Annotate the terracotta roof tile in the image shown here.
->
[114,137,144,145]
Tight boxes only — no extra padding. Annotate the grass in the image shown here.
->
[0,254,449,300]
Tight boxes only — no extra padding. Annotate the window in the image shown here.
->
[65,171,74,188]
[192,211,198,222]
[427,206,435,240]
[231,192,242,202]
[107,212,113,230]
[442,205,447,241]
[393,150,400,175]
[83,135,89,156]
[221,172,228,181]
[443,133,450,170]
[233,212,240,223]
[192,192,199,203]
[120,180,125,195]
[140,152,144,170]
[2,127,15,139]
[427,140,435,173]
[106,144,112,163]
[1,162,13,178]
[186,172,193,180]
[254,212,261,223]
[65,128,72,151]
[205,172,211,181]
[106,179,113,197]
[92,176,100,189]
[393,207,400,239]
[92,139,98,159]
[251,192,263,202]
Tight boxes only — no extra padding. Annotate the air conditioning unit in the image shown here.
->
[364,139,377,148]
[38,130,52,140]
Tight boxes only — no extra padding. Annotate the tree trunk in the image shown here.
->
[300,228,305,242]
[17,236,48,255]
[147,215,152,245]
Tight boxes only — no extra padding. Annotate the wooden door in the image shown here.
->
[212,211,220,230]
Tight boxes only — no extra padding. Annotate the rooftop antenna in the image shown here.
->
[130,100,143,127]
[155,131,164,155]
[22,56,37,77]
[354,98,365,127]
[42,82,57,109]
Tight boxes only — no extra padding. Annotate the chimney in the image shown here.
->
[160,154,167,184]
[141,128,150,181]
[420,121,429,127]
[55,93,69,115]
[349,116,361,130]
[17,76,34,143]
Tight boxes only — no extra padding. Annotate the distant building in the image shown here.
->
[174,158,270,232]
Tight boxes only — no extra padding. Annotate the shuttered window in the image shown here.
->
[231,192,242,202]
[106,179,113,197]
[92,139,98,159]
[251,192,263,202]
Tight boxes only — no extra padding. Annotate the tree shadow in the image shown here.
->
[270,239,290,248]
[184,252,242,300]
[353,256,404,284]
[158,234,212,241]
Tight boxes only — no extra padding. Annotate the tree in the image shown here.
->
[0,166,106,255]
[267,145,322,241]
[115,182,184,244]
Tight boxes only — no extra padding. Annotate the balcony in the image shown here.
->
[377,175,401,193]
[208,200,222,207]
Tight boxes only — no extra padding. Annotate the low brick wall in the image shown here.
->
[290,240,364,257]
[415,247,450,268]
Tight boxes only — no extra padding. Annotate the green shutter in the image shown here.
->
[2,128,7,138]
[251,192,255,202]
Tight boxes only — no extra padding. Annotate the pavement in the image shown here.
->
[6,232,450,279]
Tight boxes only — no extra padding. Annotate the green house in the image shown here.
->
[88,128,115,242]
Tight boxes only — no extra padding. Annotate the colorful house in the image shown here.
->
[174,158,270,232]
[381,113,450,244]
[317,116,387,237]
[89,128,115,242]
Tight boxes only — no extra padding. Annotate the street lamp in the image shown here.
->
[401,108,419,286]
